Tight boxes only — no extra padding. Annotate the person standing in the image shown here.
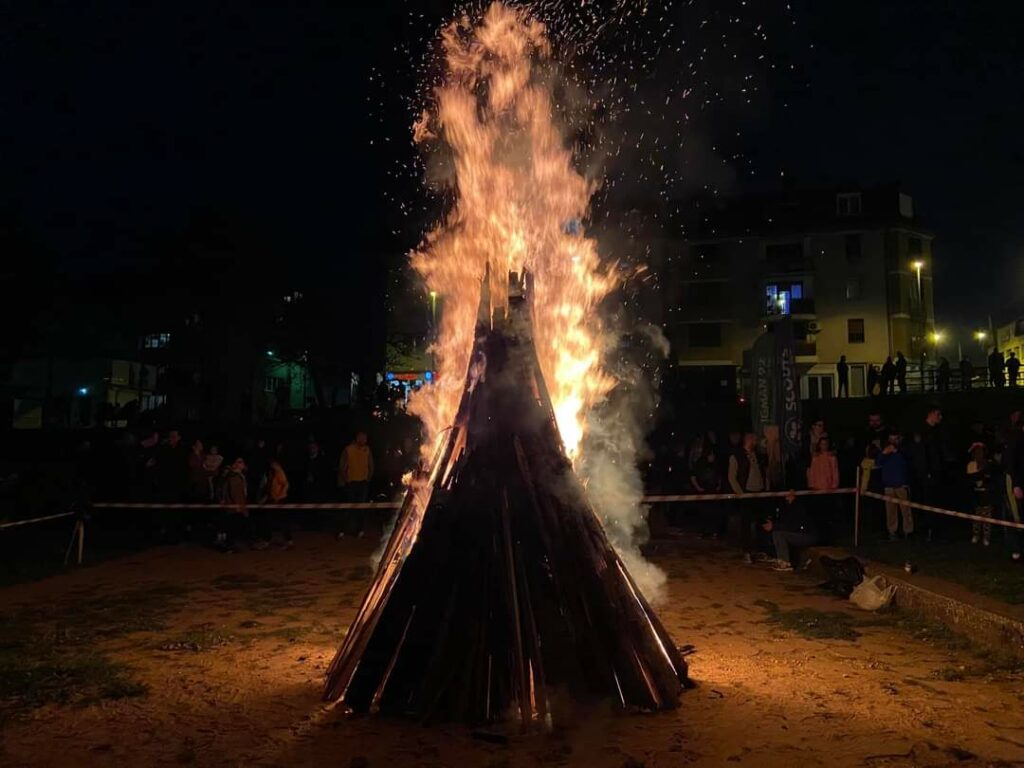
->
[937,357,951,393]
[876,433,913,540]
[807,437,839,492]
[967,443,996,547]
[837,355,849,398]
[959,357,973,390]
[1008,352,1021,388]
[895,351,908,394]
[256,457,293,550]
[216,457,249,553]
[338,431,374,537]
[989,349,1006,388]
[881,356,897,396]
[728,433,769,563]
[691,445,723,538]
[187,439,208,502]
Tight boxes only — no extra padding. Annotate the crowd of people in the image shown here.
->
[71,426,417,553]
[670,405,1024,571]
[836,349,1023,397]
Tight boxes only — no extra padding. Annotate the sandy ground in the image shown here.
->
[1,533,1023,768]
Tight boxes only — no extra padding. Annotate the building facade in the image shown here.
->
[665,185,936,399]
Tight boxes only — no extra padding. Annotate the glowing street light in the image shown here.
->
[911,259,925,299]
[974,330,988,342]
[930,330,944,345]
[429,290,439,326]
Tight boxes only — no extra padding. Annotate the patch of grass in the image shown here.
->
[0,616,147,718]
[754,600,862,641]
[258,622,337,642]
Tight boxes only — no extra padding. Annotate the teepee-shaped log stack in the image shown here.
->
[324,270,687,727]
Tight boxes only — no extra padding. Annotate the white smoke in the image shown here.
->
[578,322,670,604]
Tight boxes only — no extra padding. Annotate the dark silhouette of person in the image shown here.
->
[959,357,973,390]
[837,355,849,397]
[1008,352,1021,388]
[895,351,908,393]
[881,356,897,396]
[989,350,1006,388]
[937,357,951,393]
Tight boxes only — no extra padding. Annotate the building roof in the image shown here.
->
[685,183,933,242]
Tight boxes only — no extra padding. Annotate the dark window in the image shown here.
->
[837,193,862,217]
[264,376,282,393]
[845,233,862,262]
[845,277,862,300]
[765,242,805,272]
[847,318,866,344]
[688,323,722,348]
[686,281,725,307]
[908,237,922,256]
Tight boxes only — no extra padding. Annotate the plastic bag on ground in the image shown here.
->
[849,574,897,611]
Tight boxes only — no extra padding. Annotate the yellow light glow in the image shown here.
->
[974,330,987,341]
[912,260,925,271]
[931,331,944,344]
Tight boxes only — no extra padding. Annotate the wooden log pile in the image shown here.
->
[324,271,688,728]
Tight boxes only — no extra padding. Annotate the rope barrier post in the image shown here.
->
[853,466,861,549]
[63,517,80,566]
[76,519,85,566]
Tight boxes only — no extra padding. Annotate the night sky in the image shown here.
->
[2,1,1021,333]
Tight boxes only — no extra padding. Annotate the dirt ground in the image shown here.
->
[1,533,1023,768]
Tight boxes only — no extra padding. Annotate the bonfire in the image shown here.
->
[324,2,688,728]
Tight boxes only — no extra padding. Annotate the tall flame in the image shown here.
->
[409,2,615,459]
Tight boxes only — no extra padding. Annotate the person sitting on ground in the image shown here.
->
[764,490,818,572]
[967,443,997,547]
[876,433,913,541]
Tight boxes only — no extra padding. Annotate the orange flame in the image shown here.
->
[409,2,615,460]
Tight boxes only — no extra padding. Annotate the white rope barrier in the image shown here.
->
[861,490,1024,531]
[0,511,77,530]
[90,501,403,510]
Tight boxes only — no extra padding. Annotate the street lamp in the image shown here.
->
[911,260,925,301]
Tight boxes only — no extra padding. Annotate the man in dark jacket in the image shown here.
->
[728,433,769,563]
[989,350,1006,388]
[881,357,897,395]
[766,491,818,571]
[959,357,973,390]
[895,352,908,394]
[1008,352,1021,388]
[837,356,849,398]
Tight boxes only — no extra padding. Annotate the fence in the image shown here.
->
[4,469,1024,567]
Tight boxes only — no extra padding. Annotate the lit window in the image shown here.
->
[264,376,282,393]
[143,333,171,349]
